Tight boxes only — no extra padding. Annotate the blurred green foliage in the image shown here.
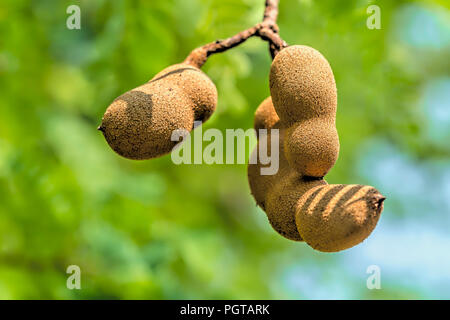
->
[0,0,449,299]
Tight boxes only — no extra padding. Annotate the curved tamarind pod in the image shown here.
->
[249,97,326,241]
[295,184,385,252]
[248,98,285,210]
[248,125,286,211]
[247,147,274,209]
[99,64,217,160]
[269,45,339,177]
[248,128,292,211]
[99,81,193,160]
[247,97,385,247]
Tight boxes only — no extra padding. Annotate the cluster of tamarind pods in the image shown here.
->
[249,46,385,252]
[99,44,385,252]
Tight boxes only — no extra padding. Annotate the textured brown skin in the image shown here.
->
[151,64,217,122]
[249,99,327,241]
[296,184,385,252]
[248,113,285,211]
[270,45,339,178]
[248,98,282,211]
[249,119,316,241]
[265,170,326,241]
[284,118,339,177]
[248,147,276,210]
[248,45,385,250]
[248,97,385,249]
[254,96,280,137]
[270,45,337,123]
[99,64,217,160]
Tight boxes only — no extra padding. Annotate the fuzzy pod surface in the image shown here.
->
[265,171,327,241]
[247,96,385,250]
[269,45,337,123]
[249,98,322,241]
[295,184,385,252]
[99,64,217,160]
[248,99,287,212]
[254,96,280,136]
[269,45,339,177]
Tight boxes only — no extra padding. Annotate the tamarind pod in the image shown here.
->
[284,117,339,178]
[265,172,327,241]
[151,64,217,123]
[248,97,384,246]
[253,96,280,137]
[248,97,282,208]
[248,147,272,209]
[99,64,217,160]
[248,97,291,212]
[248,123,288,210]
[100,81,194,160]
[247,145,292,211]
[269,45,337,124]
[269,45,339,177]
[248,97,318,241]
[248,98,322,241]
[295,184,385,252]
[253,94,339,178]
[249,48,384,248]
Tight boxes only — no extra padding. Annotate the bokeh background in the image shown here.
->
[0,0,449,299]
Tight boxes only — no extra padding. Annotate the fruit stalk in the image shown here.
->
[184,0,287,68]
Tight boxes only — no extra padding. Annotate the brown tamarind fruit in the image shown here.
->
[264,170,327,241]
[99,64,217,160]
[253,96,280,137]
[249,98,306,241]
[248,45,385,251]
[248,98,385,248]
[270,45,339,178]
[296,184,385,252]
[248,121,290,215]
[249,98,327,241]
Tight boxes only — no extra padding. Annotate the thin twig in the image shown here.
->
[184,0,287,68]
[261,0,287,58]
[263,0,279,23]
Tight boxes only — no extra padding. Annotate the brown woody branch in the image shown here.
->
[184,0,287,68]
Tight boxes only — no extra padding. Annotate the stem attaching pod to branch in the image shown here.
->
[184,0,287,68]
